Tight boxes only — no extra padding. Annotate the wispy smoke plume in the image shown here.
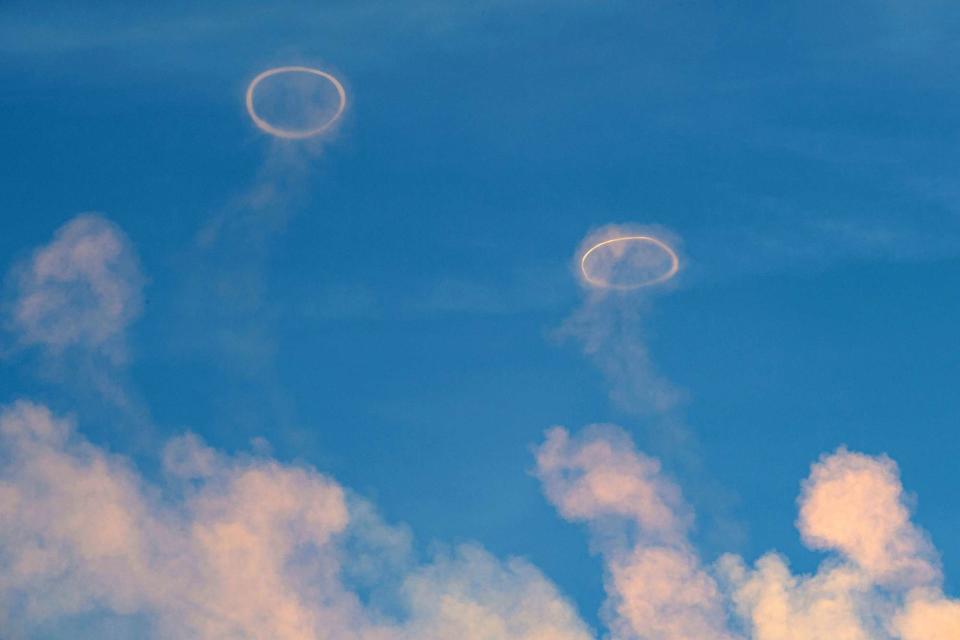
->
[4,214,143,364]
[2,214,147,419]
[177,67,348,437]
[558,223,684,416]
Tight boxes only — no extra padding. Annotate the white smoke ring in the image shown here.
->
[579,235,680,290]
[245,66,347,140]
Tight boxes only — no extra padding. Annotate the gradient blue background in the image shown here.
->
[2,1,959,625]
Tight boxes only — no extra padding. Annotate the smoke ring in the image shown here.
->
[580,235,680,289]
[245,66,347,139]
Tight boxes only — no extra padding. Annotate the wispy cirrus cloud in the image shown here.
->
[0,1,580,58]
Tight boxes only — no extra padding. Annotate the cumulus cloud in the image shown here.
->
[533,423,960,640]
[0,215,954,637]
[1,401,958,639]
[893,590,960,640]
[719,445,957,640]
[401,546,593,640]
[534,425,735,640]
[796,449,939,587]
[4,214,143,363]
[0,401,592,640]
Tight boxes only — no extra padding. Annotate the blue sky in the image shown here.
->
[1,2,959,638]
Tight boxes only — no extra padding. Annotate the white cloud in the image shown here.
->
[1,401,958,638]
[721,447,956,640]
[720,554,879,640]
[0,401,592,640]
[534,423,960,640]
[401,545,593,640]
[893,590,960,640]
[534,425,690,539]
[720,449,960,640]
[534,425,735,640]
[797,449,939,587]
[5,214,144,364]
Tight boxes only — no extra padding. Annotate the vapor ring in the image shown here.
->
[245,66,347,139]
[580,235,680,289]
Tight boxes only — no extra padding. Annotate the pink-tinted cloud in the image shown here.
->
[5,215,143,363]
[534,425,690,539]
[723,447,955,640]
[534,425,735,640]
[536,424,960,640]
[0,401,592,640]
[1,401,958,638]
[797,449,938,586]
[894,590,960,640]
